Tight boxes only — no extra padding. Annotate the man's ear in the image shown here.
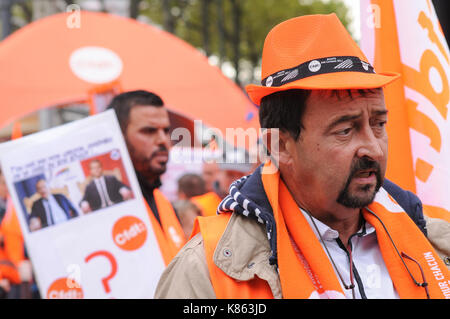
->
[261,128,295,167]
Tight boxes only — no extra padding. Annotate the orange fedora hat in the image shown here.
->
[245,13,400,105]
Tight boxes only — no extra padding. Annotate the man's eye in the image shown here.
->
[336,127,352,136]
[141,128,156,134]
[372,121,387,129]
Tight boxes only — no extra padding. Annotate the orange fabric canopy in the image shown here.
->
[0,11,259,138]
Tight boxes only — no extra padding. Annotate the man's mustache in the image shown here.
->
[348,157,381,180]
[336,157,383,208]
[147,146,169,161]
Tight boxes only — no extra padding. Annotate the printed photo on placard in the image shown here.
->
[78,150,134,214]
[12,149,134,233]
[14,174,80,232]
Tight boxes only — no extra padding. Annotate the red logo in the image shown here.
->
[112,215,147,251]
[47,277,83,299]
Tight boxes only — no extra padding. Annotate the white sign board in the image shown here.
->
[0,110,165,298]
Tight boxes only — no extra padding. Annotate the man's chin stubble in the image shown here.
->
[336,182,380,209]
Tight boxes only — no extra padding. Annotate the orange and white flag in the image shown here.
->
[360,0,450,222]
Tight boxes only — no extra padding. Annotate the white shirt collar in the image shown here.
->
[299,207,375,242]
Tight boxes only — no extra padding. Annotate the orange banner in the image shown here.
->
[360,0,450,221]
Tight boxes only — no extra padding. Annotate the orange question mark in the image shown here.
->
[85,250,118,294]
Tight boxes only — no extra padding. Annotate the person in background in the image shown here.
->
[0,169,34,299]
[107,90,186,265]
[173,200,202,239]
[176,173,206,200]
[201,162,220,194]
[191,161,252,217]
[0,168,11,298]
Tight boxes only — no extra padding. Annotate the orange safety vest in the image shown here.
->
[145,189,186,266]
[190,192,222,217]
[0,243,20,284]
[192,214,274,299]
[0,200,25,284]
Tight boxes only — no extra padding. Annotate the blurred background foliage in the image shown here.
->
[140,0,351,85]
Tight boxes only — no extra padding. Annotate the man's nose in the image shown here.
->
[356,126,384,161]
[156,128,171,148]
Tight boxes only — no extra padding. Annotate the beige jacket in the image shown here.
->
[154,213,450,299]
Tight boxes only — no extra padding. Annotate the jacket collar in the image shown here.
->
[217,165,279,265]
[213,212,282,298]
[213,166,282,297]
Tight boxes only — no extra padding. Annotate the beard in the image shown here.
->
[336,157,383,208]
[128,144,169,179]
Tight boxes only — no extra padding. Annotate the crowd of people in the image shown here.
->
[0,168,36,298]
[0,89,253,299]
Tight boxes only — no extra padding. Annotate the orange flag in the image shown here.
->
[360,0,450,222]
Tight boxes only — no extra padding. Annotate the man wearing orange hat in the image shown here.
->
[155,14,449,299]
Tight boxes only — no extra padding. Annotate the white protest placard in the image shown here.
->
[0,110,166,298]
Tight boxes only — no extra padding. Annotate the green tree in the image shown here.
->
[141,0,352,86]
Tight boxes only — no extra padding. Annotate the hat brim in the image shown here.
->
[245,71,401,106]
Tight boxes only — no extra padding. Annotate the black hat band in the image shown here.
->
[261,56,375,87]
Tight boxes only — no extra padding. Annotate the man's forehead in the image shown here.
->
[128,105,170,125]
[306,89,386,117]
[310,88,384,101]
